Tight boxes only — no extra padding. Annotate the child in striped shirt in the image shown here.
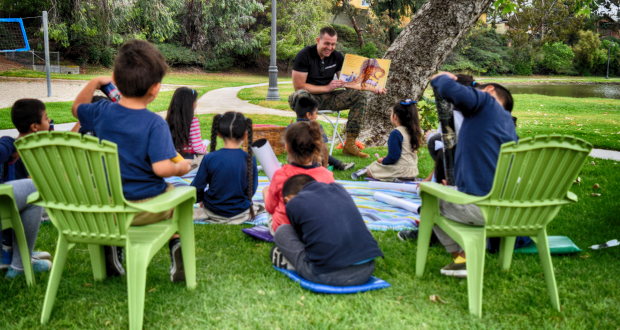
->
[166,87,208,170]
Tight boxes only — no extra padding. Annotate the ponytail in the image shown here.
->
[285,121,323,165]
[210,114,221,152]
[309,121,324,165]
[393,100,422,152]
[245,118,256,220]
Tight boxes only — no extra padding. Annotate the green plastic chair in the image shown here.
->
[416,135,592,317]
[14,132,197,330]
[0,184,35,286]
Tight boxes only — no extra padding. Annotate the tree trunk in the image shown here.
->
[350,16,365,48]
[359,0,493,146]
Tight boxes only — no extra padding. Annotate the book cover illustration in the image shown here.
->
[339,54,391,91]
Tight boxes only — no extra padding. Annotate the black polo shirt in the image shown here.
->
[293,45,345,86]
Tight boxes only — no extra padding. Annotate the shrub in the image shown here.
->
[539,42,574,74]
[573,30,606,75]
[100,48,115,68]
[359,42,378,58]
[155,44,205,67]
[88,46,101,64]
[332,24,358,44]
[514,60,533,75]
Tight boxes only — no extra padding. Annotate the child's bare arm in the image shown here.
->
[72,77,112,118]
[152,159,191,178]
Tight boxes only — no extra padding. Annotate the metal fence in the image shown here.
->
[4,50,60,72]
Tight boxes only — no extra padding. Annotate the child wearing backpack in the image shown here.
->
[72,40,192,281]
[366,99,422,181]
[190,112,263,224]
[166,87,207,170]
[263,121,335,235]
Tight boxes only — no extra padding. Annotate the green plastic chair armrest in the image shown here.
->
[0,184,13,195]
[125,186,196,213]
[566,191,578,203]
[419,182,486,205]
[27,191,41,205]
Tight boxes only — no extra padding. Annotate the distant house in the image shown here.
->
[596,15,619,38]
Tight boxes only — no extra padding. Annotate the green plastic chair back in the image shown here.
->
[15,132,197,330]
[416,135,592,317]
[0,184,35,285]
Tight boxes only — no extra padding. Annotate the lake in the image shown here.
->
[506,84,620,99]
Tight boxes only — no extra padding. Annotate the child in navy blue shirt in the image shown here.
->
[425,71,518,279]
[72,40,192,281]
[367,99,422,181]
[271,174,383,286]
[190,111,263,224]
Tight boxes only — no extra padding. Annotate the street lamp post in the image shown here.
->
[266,0,280,100]
[606,42,615,79]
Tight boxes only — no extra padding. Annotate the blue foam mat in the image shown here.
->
[273,266,390,294]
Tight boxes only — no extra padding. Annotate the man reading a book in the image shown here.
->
[288,26,387,159]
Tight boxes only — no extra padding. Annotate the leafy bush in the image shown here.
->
[359,42,378,58]
[538,42,574,74]
[443,26,512,75]
[155,44,205,67]
[419,95,438,133]
[100,48,115,68]
[88,46,101,64]
[573,31,606,75]
[514,60,533,75]
[332,24,358,44]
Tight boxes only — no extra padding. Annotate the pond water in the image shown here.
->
[506,84,620,99]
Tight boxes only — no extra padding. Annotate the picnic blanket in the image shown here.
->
[165,173,420,231]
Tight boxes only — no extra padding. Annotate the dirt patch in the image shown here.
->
[0,56,25,72]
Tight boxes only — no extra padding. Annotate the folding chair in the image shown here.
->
[317,110,345,155]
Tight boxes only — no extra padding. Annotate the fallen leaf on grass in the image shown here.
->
[301,296,305,300]
[83,283,92,287]
[580,253,590,258]
[591,161,596,165]
[258,290,265,295]
[105,320,111,326]
[574,177,581,184]
[148,288,156,293]
[398,296,404,300]
[526,131,531,133]
[593,183,600,190]
[297,301,304,306]
[591,193,601,197]
[429,295,447,304]
[571,122,576,125]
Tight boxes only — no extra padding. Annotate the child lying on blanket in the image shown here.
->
[271,174,383,286]
[263,121,335,235]
[190,112,264,224]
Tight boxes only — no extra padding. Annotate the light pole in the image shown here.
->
[606,42,615,79]
[266,0,280,100]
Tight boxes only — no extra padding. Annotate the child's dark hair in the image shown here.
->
[210,112,256,219]
[285,121,324,165]
[392,100,422,151]
[113,40,168,98]
[474,83,514,112]
[11,99,45,134]
[166,87,198,151]
[455,74,474,86]
[295,96,319,118]
[282,174,316,200]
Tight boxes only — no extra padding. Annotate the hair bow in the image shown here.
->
[472,81,477,86]
[400,99,417,105]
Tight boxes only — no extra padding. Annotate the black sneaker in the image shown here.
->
[440,258,467,278]
[169,239,185,282]
[270,246,292,270]
[104,246,125,277]
[335,161,355,171]
[397,230,418,241]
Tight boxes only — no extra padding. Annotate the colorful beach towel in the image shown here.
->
[165,174,420,231]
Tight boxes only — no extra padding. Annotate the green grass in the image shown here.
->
[1,113,618,328]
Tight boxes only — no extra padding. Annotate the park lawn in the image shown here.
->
[0,68,273,87]
[1,113,618,329]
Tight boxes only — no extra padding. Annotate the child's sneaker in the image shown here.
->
[440,256,467,278]
[336,162,355,171]
[270,246,294,270]
[5,259,52,278]
[169,238,185,282]
[104,246,125,277]
[33,251,52,260]
[397,230,418,241]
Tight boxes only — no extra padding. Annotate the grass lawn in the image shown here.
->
[1,113,618,329]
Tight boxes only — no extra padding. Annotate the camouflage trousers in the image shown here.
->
[288,89,369,135]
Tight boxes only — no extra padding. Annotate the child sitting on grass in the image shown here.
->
[271,174,383,286]
[1,99,52,278]
[166,87,207,170]
[367,99,421,181]
[72,40,192,281]
[423,71,517,279]
[263,121,335,235]
[190,111,264,224]
[287,97,354,171]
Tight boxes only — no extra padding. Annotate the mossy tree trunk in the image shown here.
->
[359,0,493,146]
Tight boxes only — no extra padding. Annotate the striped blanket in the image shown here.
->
[165,174,420,231]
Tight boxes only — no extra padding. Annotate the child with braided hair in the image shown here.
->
[190,112,264,224]
[367,99,422,181]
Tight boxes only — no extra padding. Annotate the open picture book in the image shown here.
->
[339,54,391,91]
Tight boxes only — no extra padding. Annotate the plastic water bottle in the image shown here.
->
[100,82,121,102]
